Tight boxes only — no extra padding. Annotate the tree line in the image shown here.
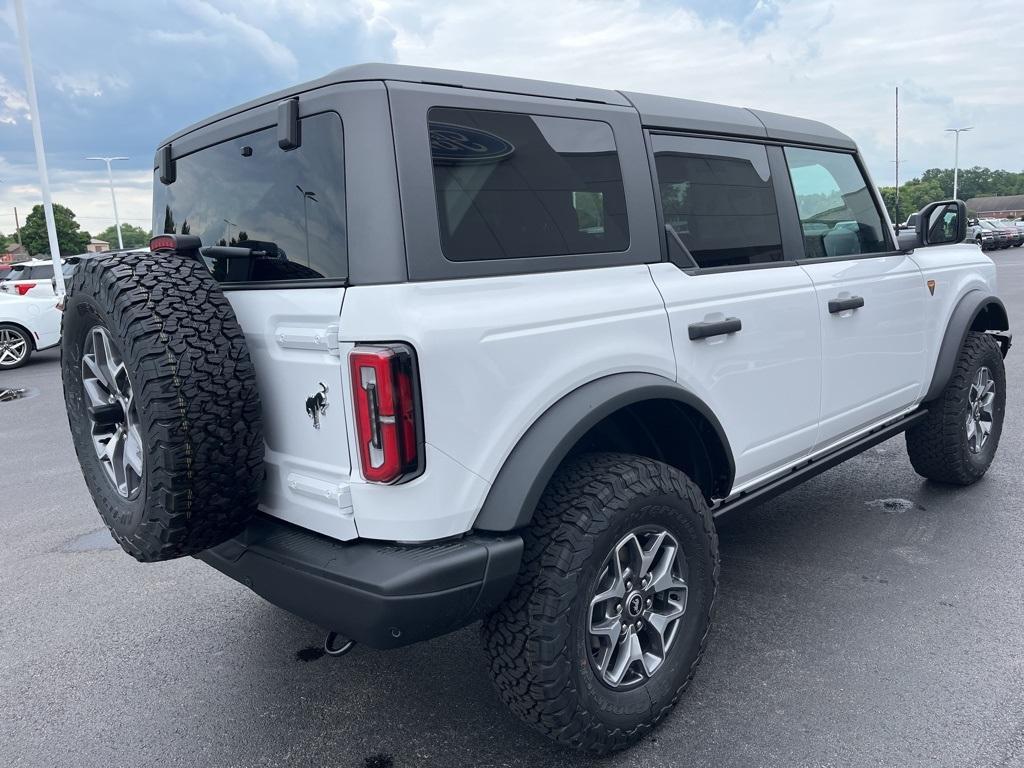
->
[1,204,151,256]
[879,167,1024,223]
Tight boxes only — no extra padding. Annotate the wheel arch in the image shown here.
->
[472,372,735,532]
[924,290,1009,402]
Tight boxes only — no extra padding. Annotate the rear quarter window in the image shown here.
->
[152,111,347,284]
[428,107,630,261]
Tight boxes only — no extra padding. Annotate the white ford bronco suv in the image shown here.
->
[61,64,1010,754]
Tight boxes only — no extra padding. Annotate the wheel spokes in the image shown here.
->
[81,326,144,498]
[588,527,689,689]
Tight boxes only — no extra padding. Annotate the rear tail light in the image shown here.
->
[349,344,422,484]
[149,235,177,252]
[15,282,37,296]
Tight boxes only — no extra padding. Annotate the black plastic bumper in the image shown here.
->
[196,515,523,649]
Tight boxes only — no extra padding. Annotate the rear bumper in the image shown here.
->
[197,515,523,649]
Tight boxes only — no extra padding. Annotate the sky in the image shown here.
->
[0,0,1022,237]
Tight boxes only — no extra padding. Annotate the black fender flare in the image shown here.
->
[924,291,1009,402]
[472,372,735,532]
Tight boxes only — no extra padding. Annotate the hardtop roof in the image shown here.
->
[158,62,856,153]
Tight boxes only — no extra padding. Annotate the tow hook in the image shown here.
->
[324,631,356,657]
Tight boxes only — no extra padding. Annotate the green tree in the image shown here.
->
[20,204,90,256]
[96,223,152,249]
[879,167,1024,222]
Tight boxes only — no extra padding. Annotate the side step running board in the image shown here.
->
[713,409,928,519]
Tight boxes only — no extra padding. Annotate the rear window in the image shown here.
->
[1,265,25,282]
[27,264,54,280]
[428,107,629,261]
[152,111,347,284]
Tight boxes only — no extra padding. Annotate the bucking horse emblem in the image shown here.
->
[305,383,329,429]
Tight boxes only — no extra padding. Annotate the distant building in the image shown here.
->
[965,195,1024,218]
[85,238,110,253]
[1,243,28,264]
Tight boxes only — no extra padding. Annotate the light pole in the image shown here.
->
[296,186,317,264]
[944,127,973,200]
[15,0,65,292]
[223,218,237,243]
[86,156,128,249]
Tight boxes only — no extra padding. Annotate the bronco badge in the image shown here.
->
[305,383,329,429]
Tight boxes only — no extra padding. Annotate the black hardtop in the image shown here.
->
[157,63,857,155]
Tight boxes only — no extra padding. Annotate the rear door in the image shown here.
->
[782,146,927,448]
[647,134,822,490]
[151,88,390,541]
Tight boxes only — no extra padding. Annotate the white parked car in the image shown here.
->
[0,291,61,369]
[0,258,61,297]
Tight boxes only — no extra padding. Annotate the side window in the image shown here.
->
[428,107,630,261]
[784,147,888,260]
[652,135,784,269]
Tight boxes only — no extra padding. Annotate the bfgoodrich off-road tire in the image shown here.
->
[61,251,264,562]
[481,453,718,755]
[906,331,1006,485]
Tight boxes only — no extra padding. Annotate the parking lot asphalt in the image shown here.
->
[2,251,1023,768]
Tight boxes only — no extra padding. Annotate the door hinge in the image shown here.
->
[324,324,340,356]
[275,324,341,355]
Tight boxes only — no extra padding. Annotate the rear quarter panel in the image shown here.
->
[339,265,675,540]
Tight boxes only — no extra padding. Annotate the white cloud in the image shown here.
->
[368,0,1024,183]
[0,73,27,125]
[1,0,1021,239]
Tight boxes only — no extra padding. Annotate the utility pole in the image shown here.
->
[945,126,973,200]
[14,0,65,293]
[894,86,900,227]
[86,156,128,249]
[14,207,22,246]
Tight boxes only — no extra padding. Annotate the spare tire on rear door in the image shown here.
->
[61,251,264,562]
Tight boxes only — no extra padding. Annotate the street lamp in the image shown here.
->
[86,156,128,249]
[296,185,318,264]
[944,127,973,200]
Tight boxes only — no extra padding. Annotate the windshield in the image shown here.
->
[152,111,347,285]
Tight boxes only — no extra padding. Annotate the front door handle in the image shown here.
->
[688,317,742,340]
[828,295,865,314]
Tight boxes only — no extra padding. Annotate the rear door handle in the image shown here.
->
[688,317,742,340]
[828,296,865,314]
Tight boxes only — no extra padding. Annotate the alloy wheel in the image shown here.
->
[81,326,144,498]
[588,526,689,689]
[0,328,29,367]
[966,366,996,455]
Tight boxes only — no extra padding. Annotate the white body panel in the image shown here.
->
[0,292,61,350]
[226,288,357,541]
[338,264,675,540]
[908,244,999,387]
[226,246,999,543]
[799,254,928,448]
[648,262,822,487]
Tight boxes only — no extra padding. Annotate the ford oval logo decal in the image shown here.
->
[430,122,515,164]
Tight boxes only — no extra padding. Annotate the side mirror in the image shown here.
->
[915,199,967,247]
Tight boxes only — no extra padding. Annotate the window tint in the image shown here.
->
[784,147,888,260]
[429,107,629,261]
[652,136,783,269]
[152,112,347,283]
